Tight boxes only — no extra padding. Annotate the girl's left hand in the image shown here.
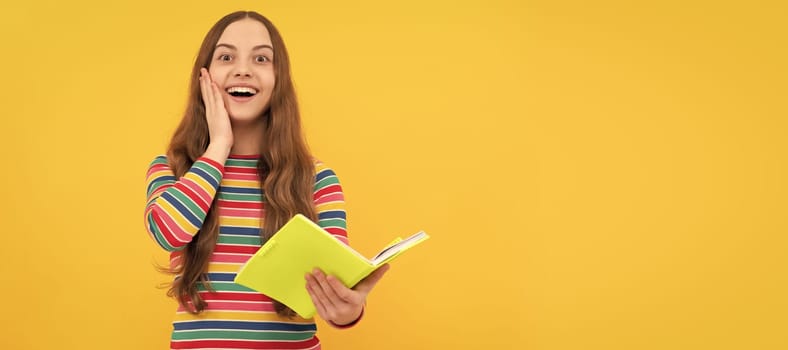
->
[305,264,390,326]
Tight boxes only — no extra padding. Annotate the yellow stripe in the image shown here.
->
[157,199,198,233]
[174,310,313,323]
[220,216,262,227]
[222,179,260,188]
[207,262,244,273]
[315,202,345,212]
[184,172,216,194]
[148,169,174,182]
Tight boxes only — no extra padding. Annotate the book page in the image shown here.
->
[371,231,428,265]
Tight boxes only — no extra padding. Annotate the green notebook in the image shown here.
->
[234,214,429,319]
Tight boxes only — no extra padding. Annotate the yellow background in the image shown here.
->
[1,0,785,349]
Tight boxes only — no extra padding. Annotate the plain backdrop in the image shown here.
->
[0,0,786,349]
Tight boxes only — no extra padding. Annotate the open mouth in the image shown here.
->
[226,86,259,98]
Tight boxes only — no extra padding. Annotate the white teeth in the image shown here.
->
[226,86,258,94]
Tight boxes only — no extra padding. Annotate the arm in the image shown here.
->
[143,153,225,252]
[305,162,390,328]
[313,161,349,244]
[144,68,234,252]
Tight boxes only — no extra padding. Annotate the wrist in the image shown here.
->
[329,305,365,329]
[204,143,231,163]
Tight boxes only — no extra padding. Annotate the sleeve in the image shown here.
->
[144,155,225,252]
[312,161,348,245]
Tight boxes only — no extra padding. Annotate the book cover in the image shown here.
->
[234,214,429,318]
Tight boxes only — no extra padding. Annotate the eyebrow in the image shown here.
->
[215,43,274,51]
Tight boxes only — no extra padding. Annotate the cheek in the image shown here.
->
[207,66,224,84]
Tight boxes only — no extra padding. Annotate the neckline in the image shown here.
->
[228,154,260,160]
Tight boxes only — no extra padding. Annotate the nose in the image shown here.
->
[233,62,252,78]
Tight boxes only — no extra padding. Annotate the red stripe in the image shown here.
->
[146,163,170,178]
[214,245,260,254]
[174,181,209,211]
[225,166,257,174]
[150,209,181,247]
[219,200,264,209]
[228,154,259,159]
[325,227,347,237]
[313,184,342,200]
[171,337,319,349]
[197,157,225,173]
[199,292,272,302]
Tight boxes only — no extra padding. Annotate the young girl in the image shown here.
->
[144,11,389,349]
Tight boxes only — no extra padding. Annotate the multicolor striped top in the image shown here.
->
[144,154,348,350]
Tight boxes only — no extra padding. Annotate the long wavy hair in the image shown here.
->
[164,11,317,317]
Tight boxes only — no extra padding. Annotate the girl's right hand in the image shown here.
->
[200,68,233,151]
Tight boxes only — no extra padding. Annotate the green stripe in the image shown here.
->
[218,192,263,201]
[197,282,255,292]
[315,176,339,190]
[147,178,172,198]
[150,156,168,166]
[194,160,222,181]
[318,218,346,229]
[147,215,179,252]
[172,329,313,341]
[225,158,258,167]
[217,235,261,245]
[167,188,205,219]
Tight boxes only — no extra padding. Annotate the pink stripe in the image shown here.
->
[314,193,344,205]
[211,253,253,264]
[205,301,276,312]
[181,176,213,207]
[152,205,194,244]
[218,207,263,218]
[169,252,183,268]
[333,235,349,245]
[146,164,169,178]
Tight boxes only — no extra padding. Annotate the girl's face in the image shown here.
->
[208,18,276,122]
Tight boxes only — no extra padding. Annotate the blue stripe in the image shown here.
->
[147,175,175,196]
[192,166,219,188]
[318,210,346,220]
[219,186,261,194]
[161,192,202,228]
[173,320,317,332]
[207,272,237,282]
[220,226,261,236]
[315,168,336,182]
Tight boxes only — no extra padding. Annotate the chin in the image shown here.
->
[228,108,267,123]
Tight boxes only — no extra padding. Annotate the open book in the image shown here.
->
[234,214,429,318]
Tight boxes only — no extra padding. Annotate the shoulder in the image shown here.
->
[312,158,343,189]
[148,155,170,169]
[313,158,340,179]
[146,155,172,178]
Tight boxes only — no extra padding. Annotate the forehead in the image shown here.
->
[217,18,273,47]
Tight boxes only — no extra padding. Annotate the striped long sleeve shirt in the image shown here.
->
[145,154,347,350]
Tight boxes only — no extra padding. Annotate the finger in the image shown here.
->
[210,80,227,114]
[312,269,344,305]
[199,68,213,113]
[305,278,329,320]
[305,271,335,310]
[325,275,357,303]
[354,264,391,294]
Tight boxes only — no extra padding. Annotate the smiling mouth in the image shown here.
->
[226,86,259,97]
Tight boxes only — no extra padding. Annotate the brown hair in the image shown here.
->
[164,11,317,317]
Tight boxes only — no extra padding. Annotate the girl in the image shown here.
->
[144,11,389,349]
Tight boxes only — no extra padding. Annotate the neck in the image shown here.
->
[229,117,265,155]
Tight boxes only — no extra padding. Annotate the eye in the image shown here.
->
[255,55,270,63]
[218,54,232,62]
